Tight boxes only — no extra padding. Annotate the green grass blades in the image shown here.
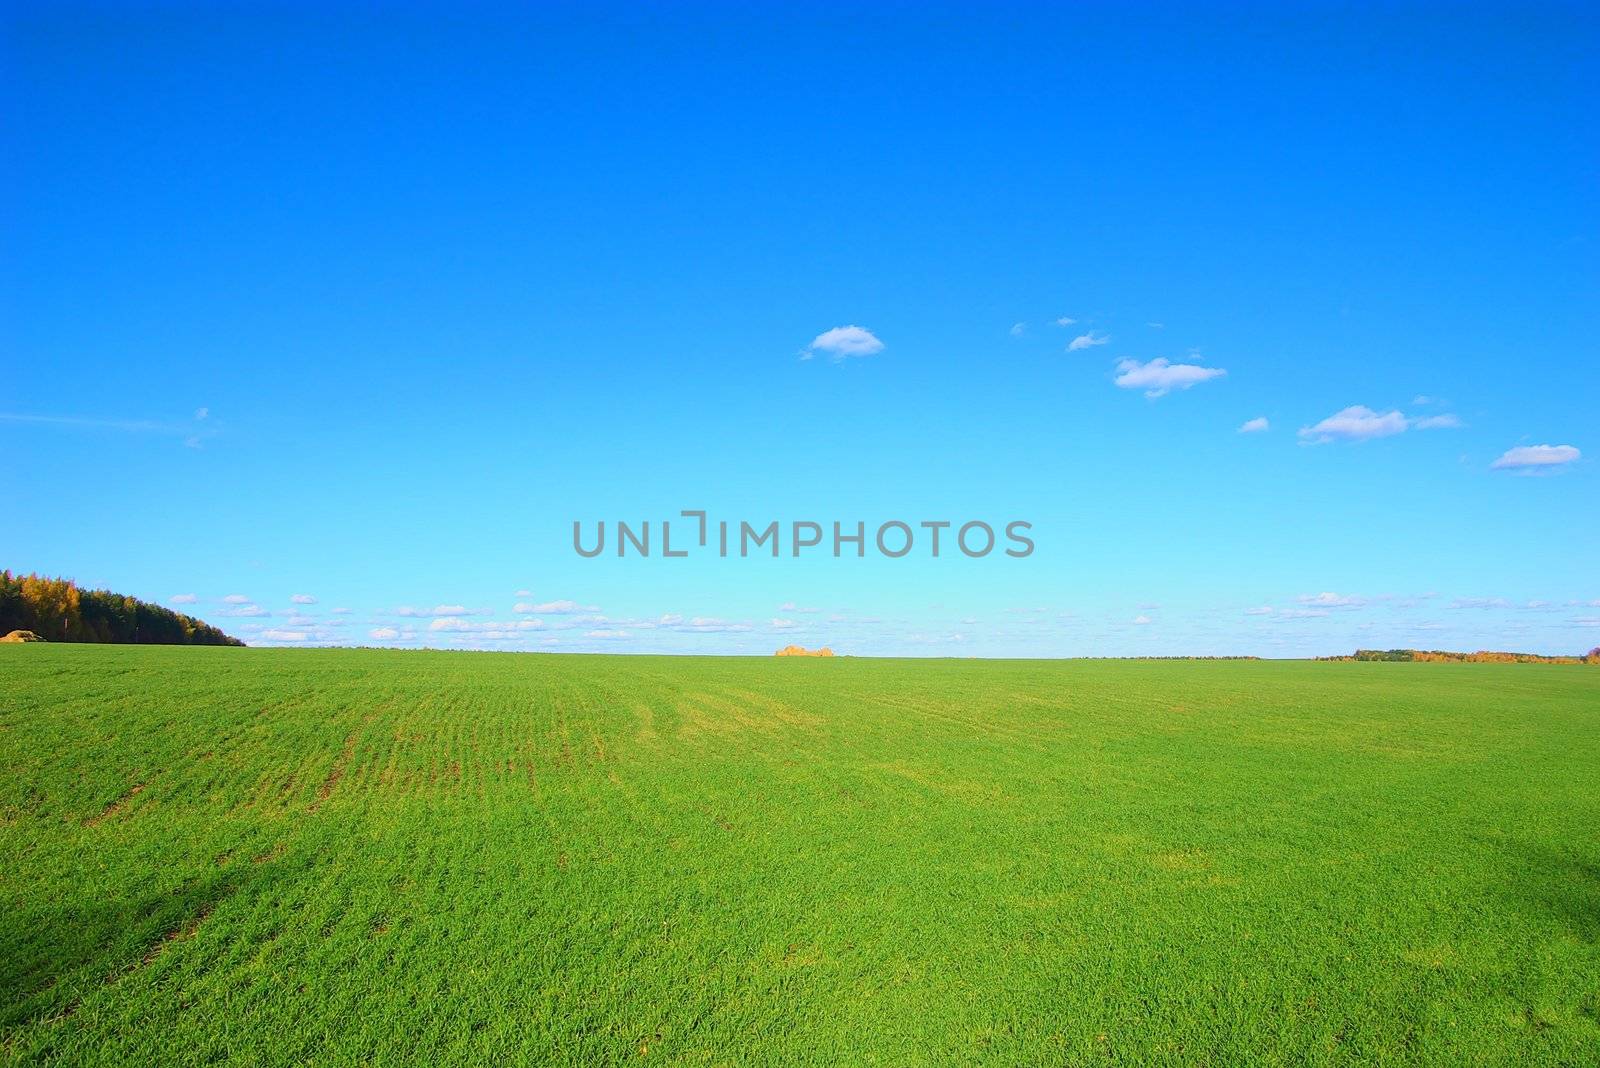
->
[2,645,1598,1065]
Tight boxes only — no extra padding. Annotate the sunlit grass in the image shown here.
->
[3,646,1597,1064]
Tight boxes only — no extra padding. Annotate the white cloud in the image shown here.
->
[1009,322,1027,338]
[331,607,352,615]
[1298,405,1408,444]
[290,593,317,604]
[1147,322,1165,329]
[515,589,533,598]
[1298,592,1366,608]
[260,629,309,642]
[168,594,198,605]
[431,604,469,616]
[1133,614,1152,625]
[515,599,593,614]
[429,618,472,632]
[1113,358,1226,398]
[802,325,884,361]
[1412,395,1432,406]
[369,627,400,640]
[584,629,632,640]
[1298,405,1464,444]
[1054,317,1077,327]
[222,594,251,604]
[1491,444,1580,471]
[771,618,799,630]
[1238,416,1270,434]
[220,604,270,617]
[1450,597,1512,610]
[1275,608,1330,619]
[1244,606,1274,616]
[1067,331,1109,351]
[779,602,820,613]
[194,407,209,420]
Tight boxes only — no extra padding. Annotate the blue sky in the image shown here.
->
[4,3,1596,656]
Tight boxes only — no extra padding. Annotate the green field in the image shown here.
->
[2,646,1597,1065]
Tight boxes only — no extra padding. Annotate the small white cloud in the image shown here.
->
[1067,331,1109,351]
[221,604,270,618]
[1114,358,1226,398]
[1299,592,1366,608]
[1413,395,1432,406]
[1299,405,1408,444]
[1413,414,1462,430]
[1275,608,1330,619]
[1133,614,1152,625]
[1238,416,1270,434]
[331,607,352,615]
[802,325,884,361]
[290,593,317,605]
[1450,597,1512,610]
[771,618,799,630]
[1147,322,1165,329]
[260,629,309,642]
[431,604,469,616]
[194,407,209,420]
[514,589,533,598]
[222,594,251,604]
[1054,317,1077,327]
[1244,606,1274,616]
[1009,322,1027,338]
[429,617,472,632]
[1491,444,1580,471]
[169,594,198,605]
[585,629,632,639]
[515,599,592,614]
[369,627,400,640]
[779,602,820,613]
[396,606,425,617]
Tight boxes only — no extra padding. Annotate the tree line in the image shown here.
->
[0,571,243,646]
[1327,648,1599,665]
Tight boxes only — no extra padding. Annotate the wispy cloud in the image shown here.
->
[802,325,884,361]
[1067,331,1109,351]
[514,599,595,614]
[1113,358,1226,398]
[369,627,400,640]
[1009,322,1027,338]
[1299,404,1465,444]
[1238,416,1270,434]
[222,594,252,604]
[291,593,317,605]
[1491,444,1580,472]
[169,594,197,605]
[1054,317,1078,327]
[1298,405,1407,444]
[1298,592,1366,608]
[2,410,218,447]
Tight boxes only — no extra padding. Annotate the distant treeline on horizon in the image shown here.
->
[0,571,243,647]
[1324,648,1599,665]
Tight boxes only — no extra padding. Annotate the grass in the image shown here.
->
[2,645,1597,1065]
